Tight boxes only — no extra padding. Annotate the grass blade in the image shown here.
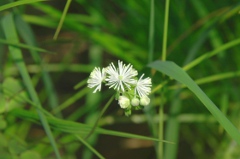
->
[0,38,53,54]
[1,13,61,159]
[15,15,60,116]
[183,38,240,71]
[148,60,240,144]
[11,108,174,144]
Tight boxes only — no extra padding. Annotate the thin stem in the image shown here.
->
[158,90,165,159]
[53,0,72,40]
[84,95,114,139]
[159,0,170,158]
[161,0,170,61]
[75,135,105,159]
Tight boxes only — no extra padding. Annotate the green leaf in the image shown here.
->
[148,60,240,144]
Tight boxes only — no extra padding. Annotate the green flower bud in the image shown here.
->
[131,97,140,106]
[118,96,130,109]
[140,96,150,106]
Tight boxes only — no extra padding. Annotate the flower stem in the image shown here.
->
[85,95,114,139]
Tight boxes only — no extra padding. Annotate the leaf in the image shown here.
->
[148,60,240,144]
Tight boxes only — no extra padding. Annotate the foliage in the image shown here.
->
[1,0,240,158]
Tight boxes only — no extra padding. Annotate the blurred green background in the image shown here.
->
[1,0,240,159]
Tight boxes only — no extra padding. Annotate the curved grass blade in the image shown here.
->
[183,38,240,71]
[148,60,240,144]
[169,70,240,90]
[15,15,59,116]
[11,108,174,144]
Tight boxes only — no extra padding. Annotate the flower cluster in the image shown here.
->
[87,60,152,116]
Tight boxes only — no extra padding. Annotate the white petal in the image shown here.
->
[105,60,138,92]
[135,74,152,97]
[87,67,105,93]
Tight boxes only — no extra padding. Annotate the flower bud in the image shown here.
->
[118,96,130,109]
[131,97,140,106]
[140,96,150,106]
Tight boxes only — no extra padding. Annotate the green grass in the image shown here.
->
[2,13,61,159]
[1,0,240,159]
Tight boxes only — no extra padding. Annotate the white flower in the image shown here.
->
[118,96,130,109]
[140,96,150,106]
[131,97,139,106]
[135,74,152,98]
[105,60,137,92]
[87,67,106,93]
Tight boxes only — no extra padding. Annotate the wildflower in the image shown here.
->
[87,67,106,93]
[140,96,150,106]
[135,74,152,98]
[105,60,137,92]
[118,96,130,109]
[86,60,152,116]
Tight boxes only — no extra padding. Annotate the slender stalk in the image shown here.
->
[148,0,155,63]
[84,96,114,139]
[161,0,170,61]
[159,0,170,158]
[53,0,72,40]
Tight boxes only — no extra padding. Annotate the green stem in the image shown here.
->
[53,0,72,40]
[161,0,170,61]
[159,0,170,158]
[84,95,114,139]
[75,135,105,159]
